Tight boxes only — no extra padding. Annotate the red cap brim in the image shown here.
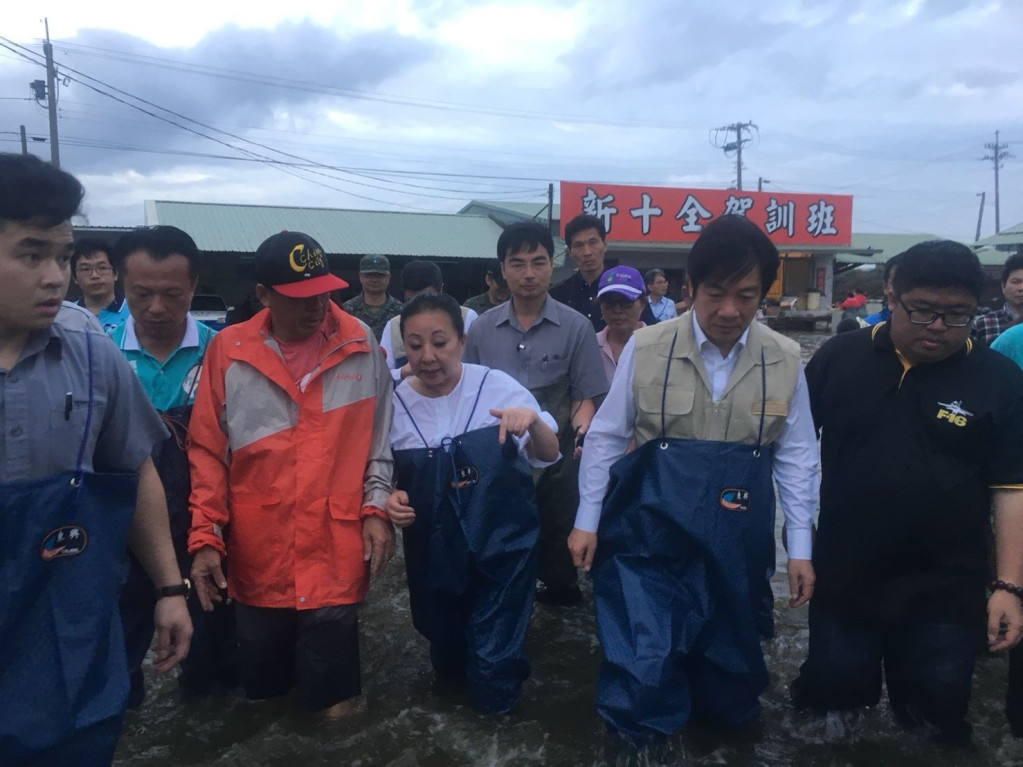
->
[272,273,349,298]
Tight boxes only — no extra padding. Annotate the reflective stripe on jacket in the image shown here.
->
[187,304,393,609]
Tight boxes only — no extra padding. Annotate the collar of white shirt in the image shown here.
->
[690,312,750,362]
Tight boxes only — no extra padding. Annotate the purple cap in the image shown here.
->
[596,266,645,300]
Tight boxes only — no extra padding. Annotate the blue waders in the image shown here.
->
[0,332,138,765]
[592,333,776,745]
[393,371,539,714]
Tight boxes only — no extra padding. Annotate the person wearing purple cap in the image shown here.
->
[187,230,395,718]
[595,266,648,385]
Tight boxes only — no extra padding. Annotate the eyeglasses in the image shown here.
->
[897,298,974,328]
[76,265,112,275]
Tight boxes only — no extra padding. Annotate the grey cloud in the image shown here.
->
[3,20,435,174]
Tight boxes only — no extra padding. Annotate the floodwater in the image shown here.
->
[115,331,1023,766]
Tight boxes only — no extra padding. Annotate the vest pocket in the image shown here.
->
[636,385,695,416]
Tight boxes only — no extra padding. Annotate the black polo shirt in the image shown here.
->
[807,322,1023,626]
[549,271,657,332]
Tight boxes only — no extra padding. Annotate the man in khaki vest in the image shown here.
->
[570,215,818,748]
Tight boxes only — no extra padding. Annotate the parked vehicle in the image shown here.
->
[190,294,230,331]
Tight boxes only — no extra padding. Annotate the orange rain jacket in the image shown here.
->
[187,304,393,609]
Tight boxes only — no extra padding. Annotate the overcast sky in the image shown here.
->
[2,0,1020,241]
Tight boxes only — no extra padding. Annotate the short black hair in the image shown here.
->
[1002,253,1023,284]
[644,268,666,285]
[836,318,861,334]
[564,214,606,248]
[496,221,555,262]
[891,240,984,302]
[114,225,201,280]
[687,215,779,297]
[0,153,84,229]
[399,291,464,340]
[401,259,443,293]
[71,238,114,273]
[882,251,905,284]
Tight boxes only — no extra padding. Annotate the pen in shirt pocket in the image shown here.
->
[541,354,549,372]
[64,392,73,421]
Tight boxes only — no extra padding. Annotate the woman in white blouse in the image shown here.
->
[385,292,558,715]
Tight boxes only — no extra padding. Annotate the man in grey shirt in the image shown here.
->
[0,153,191,765]
[464,221,608,606]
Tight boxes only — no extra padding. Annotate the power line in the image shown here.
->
[48,38,706,132]
[0,35,529,208]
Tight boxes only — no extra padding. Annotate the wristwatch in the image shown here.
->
[155,579,191,600]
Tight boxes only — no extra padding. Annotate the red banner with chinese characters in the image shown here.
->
[560,181,853,247]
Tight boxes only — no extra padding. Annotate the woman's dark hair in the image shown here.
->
[113,225,201,280]
[687,215,779,297]
[0,153,84,228]
[836,318,861,334]
[891,240,984,302]
[496,221,555,262]
[399,292,465,340]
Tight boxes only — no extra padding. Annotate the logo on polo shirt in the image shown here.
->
[40,525,88,561]
[936,400,973,427]
[720,488,750,512]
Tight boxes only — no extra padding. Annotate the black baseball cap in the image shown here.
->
[255,231,347,298]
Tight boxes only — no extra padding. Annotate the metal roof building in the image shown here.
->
[140,200,544,307]
[145,200,507,260]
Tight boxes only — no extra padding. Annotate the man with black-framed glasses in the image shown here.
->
[70,239,130,332]
[793,239,1023,744]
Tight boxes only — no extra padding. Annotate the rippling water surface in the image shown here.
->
[115,331,1023,766]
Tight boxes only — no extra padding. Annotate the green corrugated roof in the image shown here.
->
[834,232,950,263]
[459,201,560,223]
[974,222,1023,249]
[145,200,506,259]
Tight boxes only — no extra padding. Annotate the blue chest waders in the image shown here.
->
[592,332,777,744]
[393,371,539,713]
[1,332,138,763]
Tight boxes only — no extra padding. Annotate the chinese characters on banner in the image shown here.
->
[560,181,853,247]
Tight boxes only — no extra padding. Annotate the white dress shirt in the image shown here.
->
[391,363,559,469]
[576,314,818,559]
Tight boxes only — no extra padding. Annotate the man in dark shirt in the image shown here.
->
[792,240,1023,743]
[550,214,655,331]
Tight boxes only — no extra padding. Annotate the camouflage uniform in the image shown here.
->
[463,292,505,316]
[342,293,404,341]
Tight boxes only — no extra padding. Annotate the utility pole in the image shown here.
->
[43,18,60,168]
[983,130,1012,234]
[20,125,28,155]
[757,177,770,193]
[712,121,756,190]
[975,192,985,242]
[547,183,555,236]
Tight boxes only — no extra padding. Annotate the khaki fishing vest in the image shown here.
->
[631,312,802,447]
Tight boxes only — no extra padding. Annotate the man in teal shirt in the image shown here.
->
[110,225,227,706]
[109,311,213,411]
